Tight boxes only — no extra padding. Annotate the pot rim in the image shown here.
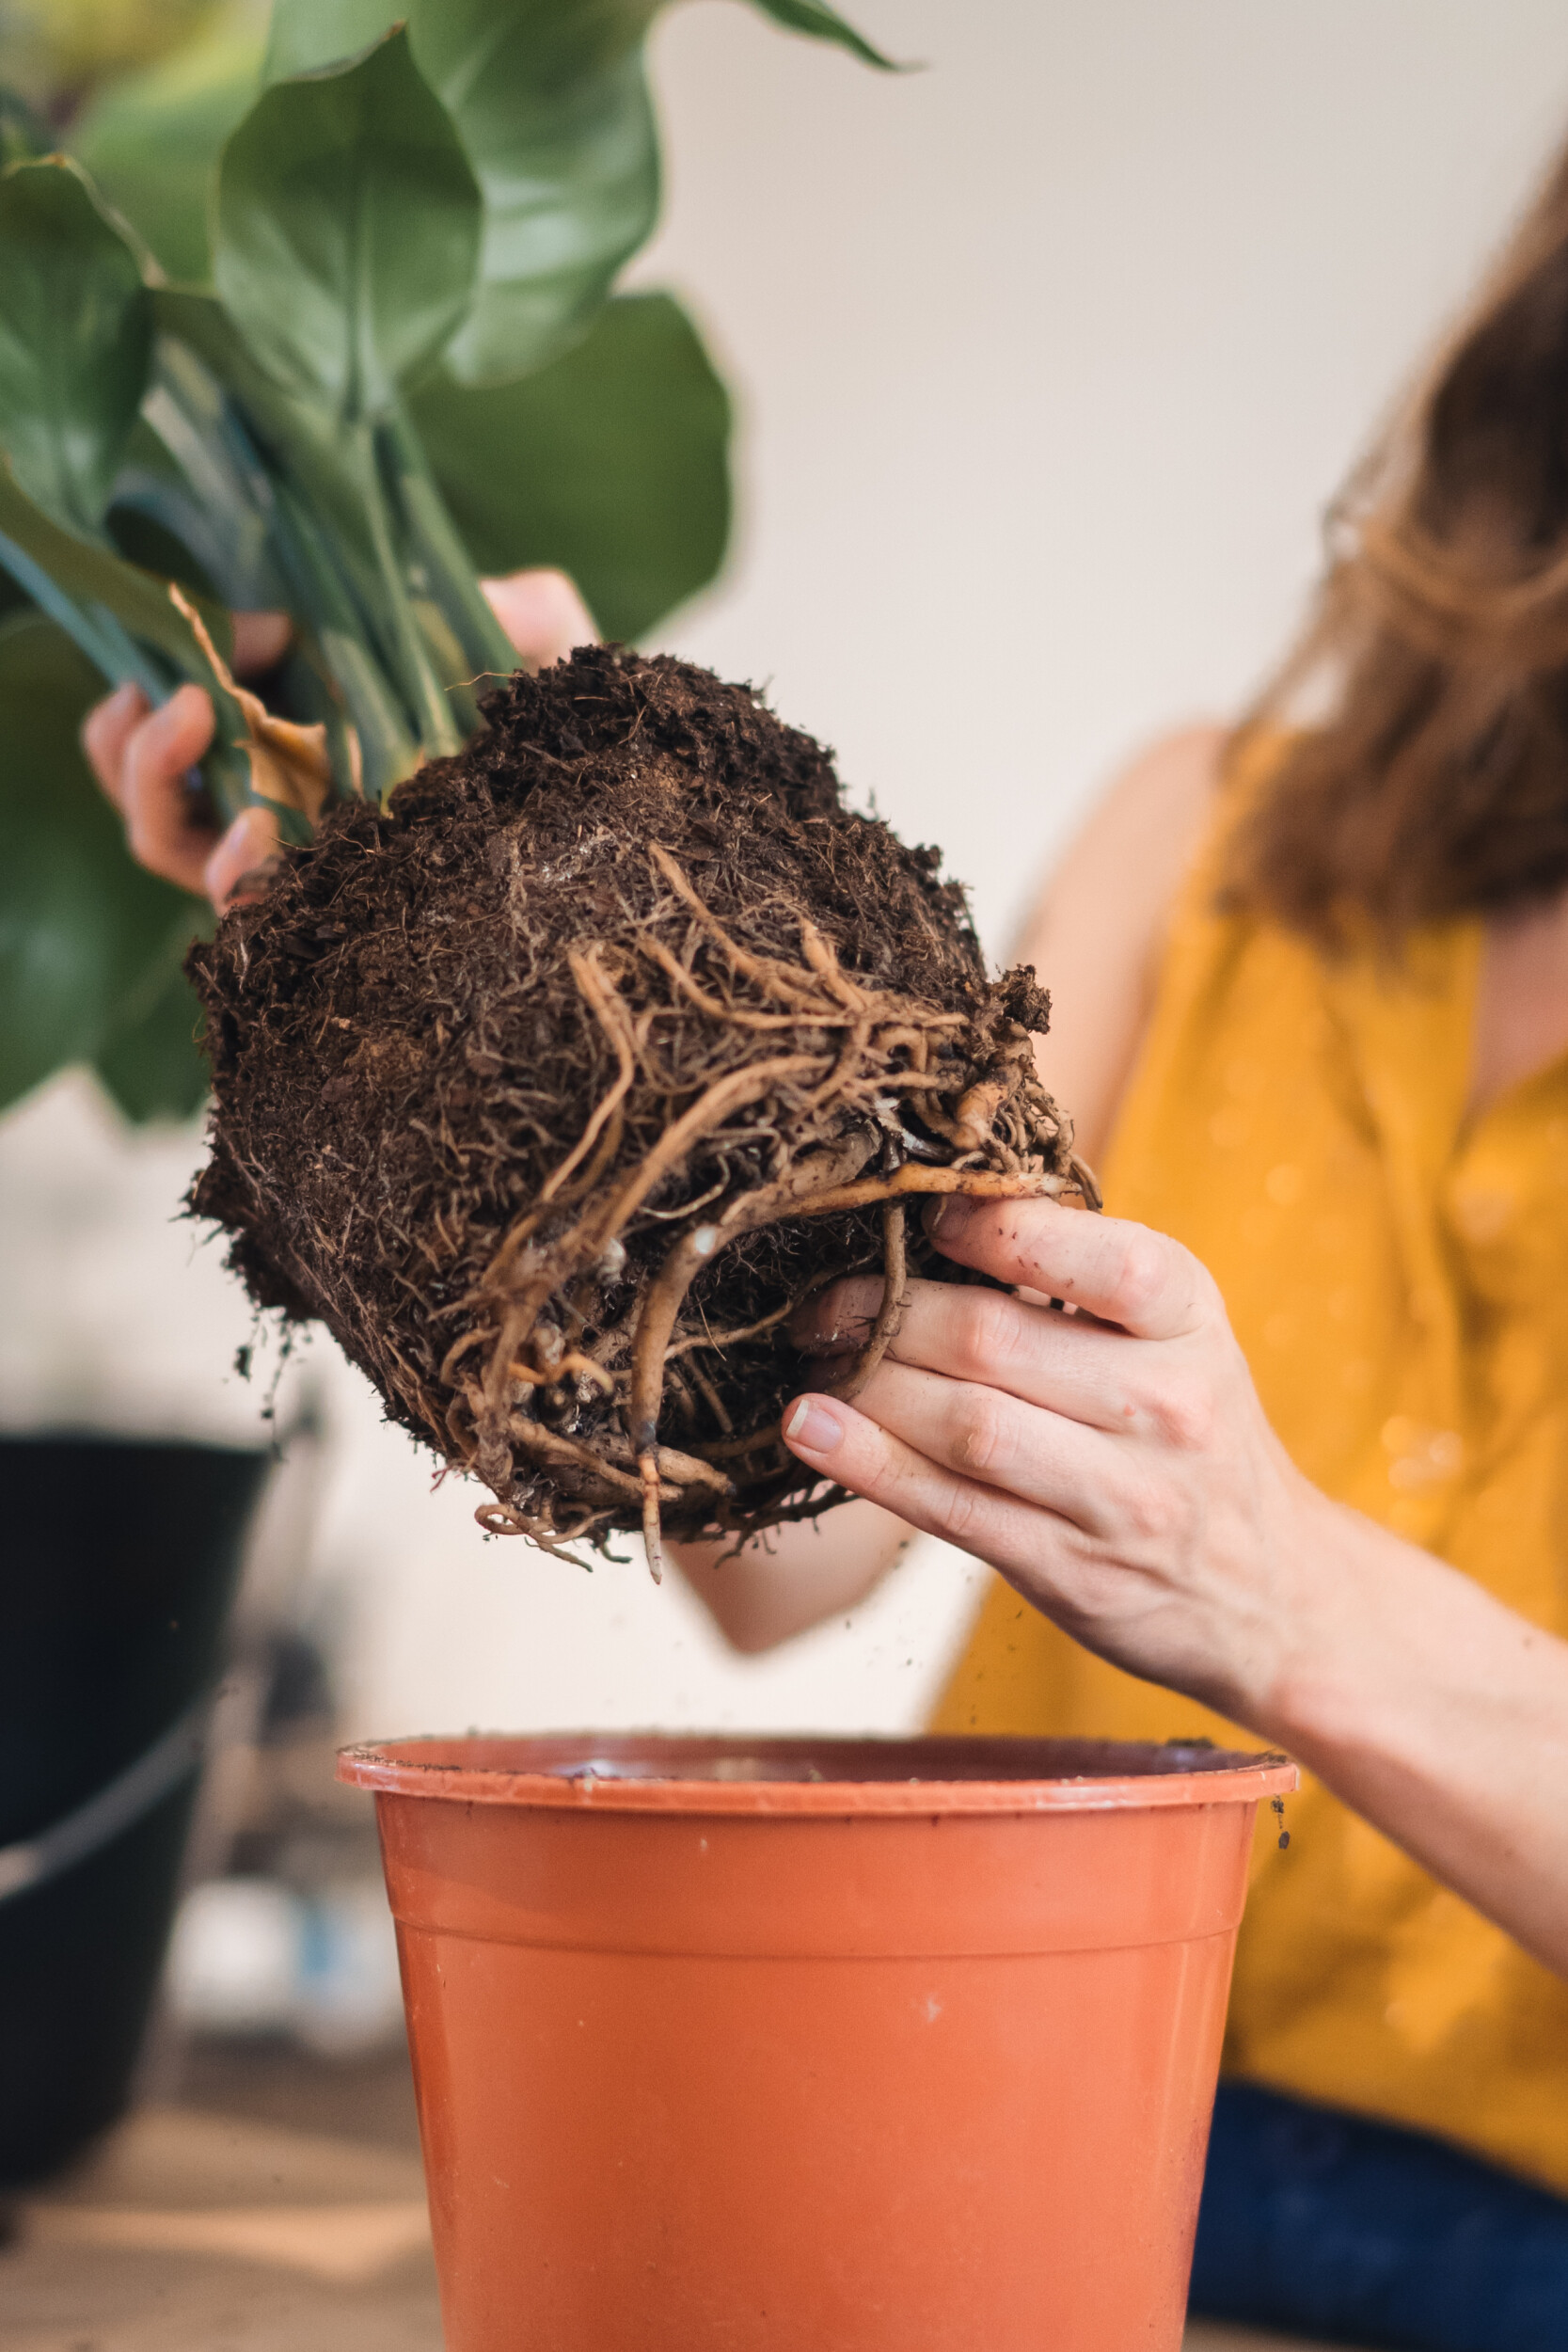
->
[338,1732,1297,1815]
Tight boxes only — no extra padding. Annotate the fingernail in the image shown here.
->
[784,1396,845,1454]
[106,680,141,714]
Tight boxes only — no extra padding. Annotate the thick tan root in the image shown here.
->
[639,1452,664,1581]
[828,1200,909,1404]
[432,849,1089,1556]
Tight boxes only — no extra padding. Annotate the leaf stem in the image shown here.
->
[0,532,164,695]
[268,471,420,800]
[380,405,517,682]
[150,342,424,806]
[351,423,463,763]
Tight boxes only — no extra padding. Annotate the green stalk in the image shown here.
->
[0,532,165,695]
[268,472,420,801]
[379,404,518,682]
[350,422,463,761]
[0,526,259,825]
[150,344,423,807]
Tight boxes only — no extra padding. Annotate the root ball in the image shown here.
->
[188,648,1089,1562]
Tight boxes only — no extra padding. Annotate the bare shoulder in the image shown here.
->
[1016,723,1227,1165]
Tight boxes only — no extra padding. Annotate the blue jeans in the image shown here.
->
[1189,2082,1568,2349]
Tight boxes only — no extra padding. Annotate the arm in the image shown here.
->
[673,1497,915,1654]
[669,723,1226,1646]
[781,1197,1568,1975]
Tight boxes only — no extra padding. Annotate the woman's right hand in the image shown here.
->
[82,568,597,914]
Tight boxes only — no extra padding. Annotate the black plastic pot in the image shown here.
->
[0,1433,268,2187]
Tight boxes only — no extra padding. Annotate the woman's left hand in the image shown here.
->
[82,567,596,914]
[783,1194,1324,1726]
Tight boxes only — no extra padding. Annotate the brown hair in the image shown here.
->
[1220,136,1568,944]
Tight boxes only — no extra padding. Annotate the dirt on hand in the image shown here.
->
[189,647,1091,1570]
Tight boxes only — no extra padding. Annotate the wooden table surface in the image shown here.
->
[0,2098,1351,2352]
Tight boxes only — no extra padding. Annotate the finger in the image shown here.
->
[793,1272,1188,1438]
[81,682,150,810]
[836,1358,1133,1533]
[483,568,597,669]
[205,805,282,914]
[782,1388,1085,1589]
[121,687,219,895]
[230,610,292,675]
[926,1195,1215,1342]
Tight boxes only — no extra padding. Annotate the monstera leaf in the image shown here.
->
[0,613,207,1116]
[217,28,483,420]
[262,0,891,387]
[411,291,729,643]
[0,458,234,693]
[0,159,151,538]
[0,154,254,785]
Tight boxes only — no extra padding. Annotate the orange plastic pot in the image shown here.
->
[340,1732,1293,2351]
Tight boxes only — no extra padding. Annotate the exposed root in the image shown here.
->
[639,1452,664,1582]
[828,1200,909,1405]
[1070,1153,1103,1213]
[190,647,1090,1558]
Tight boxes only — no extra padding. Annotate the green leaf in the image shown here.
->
[261,0,391,80]
[743,0,898,70]
[411,0,660,388]
[263,0,888,389]
[106,493,221,600]
[261,1,659,386]
[409,290,730,642]
[0,158,151,536]
[0,458,265,820]
[0,457,233,682]
[70,17,264,285]
[215,26,483,421]
[262,0,399,79]
[0,612,205,1116]
[111,401,284,611]
[93,945,211,1122]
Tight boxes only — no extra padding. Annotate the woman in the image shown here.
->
[87,151,1568,2352]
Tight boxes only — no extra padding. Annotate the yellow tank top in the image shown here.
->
[933,784,1568,2196]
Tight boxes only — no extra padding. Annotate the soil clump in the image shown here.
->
[189,647,1092,1566]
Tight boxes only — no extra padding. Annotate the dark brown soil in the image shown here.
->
[188,648,1091,1566]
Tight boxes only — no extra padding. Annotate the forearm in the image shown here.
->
[1255,1485,1568,1975]
[670,1499,912,1653]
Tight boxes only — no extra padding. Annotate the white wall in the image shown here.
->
[8,1,1568,1740]
[650,0,1568,946]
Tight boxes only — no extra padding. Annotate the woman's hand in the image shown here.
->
[81,568,596,914]
[784,1192,1568,1971]
[782,1195,1316,1724]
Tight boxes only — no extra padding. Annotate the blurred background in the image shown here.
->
[8,0,1568,2079]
